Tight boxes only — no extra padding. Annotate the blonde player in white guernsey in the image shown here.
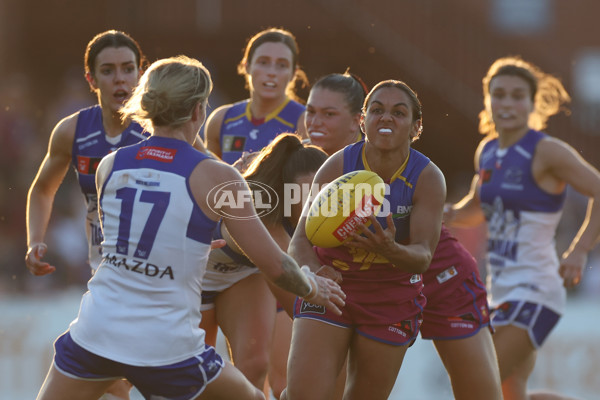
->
[446,56,600,400]
[36,55,345,400]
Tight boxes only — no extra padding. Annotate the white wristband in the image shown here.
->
[301,265,318,301]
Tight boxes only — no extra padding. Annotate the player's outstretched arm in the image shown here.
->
[192,159,346,314]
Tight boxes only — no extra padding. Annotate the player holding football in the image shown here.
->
[303,71,502,400]
[283,80,445,400]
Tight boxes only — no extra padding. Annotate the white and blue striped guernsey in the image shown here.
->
[478,129,567,314]
[69,136,218,366]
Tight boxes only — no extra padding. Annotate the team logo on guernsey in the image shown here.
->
[222,135,247,152]
[136,146,177,162]
[77,156,103,175]
[501,167,524,191]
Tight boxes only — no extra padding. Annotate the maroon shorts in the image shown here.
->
[420,271,491,340]
[294,292,425,346]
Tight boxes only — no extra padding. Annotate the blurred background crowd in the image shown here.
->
[1,0,600,297]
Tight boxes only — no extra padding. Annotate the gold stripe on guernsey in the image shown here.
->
[274,116,295,128]
[247,98,293,123]
[262,97,291,122]
[223,110,246,125]
[361,144,412,187]
[224,98,294,125]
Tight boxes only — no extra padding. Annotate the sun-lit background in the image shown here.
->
[1,0,599,399]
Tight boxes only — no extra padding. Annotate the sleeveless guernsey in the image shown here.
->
[478,129,567,313]
[71,105,148,270]
[70,136,217,366]
[219,98,304,164]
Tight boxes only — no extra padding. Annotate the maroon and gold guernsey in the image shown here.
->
[295,141,430,345]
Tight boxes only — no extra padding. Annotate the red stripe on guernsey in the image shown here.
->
[136,146,177,162]
[333,195,381,242]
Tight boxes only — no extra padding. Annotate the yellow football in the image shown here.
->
[305,170,385,248]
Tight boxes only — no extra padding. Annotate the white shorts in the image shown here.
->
[201,247,260,311]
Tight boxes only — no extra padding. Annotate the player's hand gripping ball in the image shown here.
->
[305,170,385,248]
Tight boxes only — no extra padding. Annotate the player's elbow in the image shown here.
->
[402,251,433,274]
[415,253,432,274]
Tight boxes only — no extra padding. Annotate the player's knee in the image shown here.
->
[236,352,270,386]
[103,379,132,399]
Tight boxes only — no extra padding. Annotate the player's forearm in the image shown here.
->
[382,242,434,274]
[270,254,313,298]
[26,188,55,246]
[568,198,600,254]
[445,196,485,228]
[288,236,321,273]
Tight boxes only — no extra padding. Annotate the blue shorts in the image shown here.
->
[491,300,561,348]
[54,331,224,400]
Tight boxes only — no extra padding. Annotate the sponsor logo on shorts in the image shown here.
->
[448,313,477,329]
[515,303,536,325]
[388,320,413,338]
[212,262,250,273]
[480,305,489,318]
[300,300,325,314]
[410,274,422,284]
[450,321,475,329]
[206,360,220,373]
[516,282,540,292]
[436,266,457,284]
[493,301,518,321]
